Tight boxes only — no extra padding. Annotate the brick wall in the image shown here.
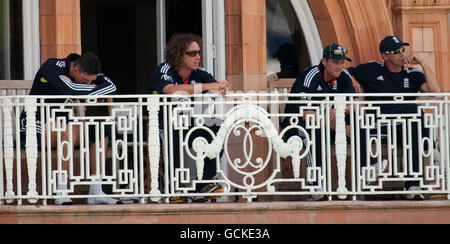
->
[39,0,81,63]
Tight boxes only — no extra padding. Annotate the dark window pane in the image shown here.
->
[266,0,310,79]
[0,0,23,80]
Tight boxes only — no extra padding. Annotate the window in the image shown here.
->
[0,0,23,80]
[266,0,311,79]
[81,0,225,94]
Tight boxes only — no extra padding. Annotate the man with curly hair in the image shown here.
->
[148,33,229,96]
[147,33,231,203]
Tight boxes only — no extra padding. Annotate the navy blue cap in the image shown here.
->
[323,44,352,62]
[379,36,410,53]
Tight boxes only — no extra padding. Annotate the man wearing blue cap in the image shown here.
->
[348,36,441,200]
[349,36,440,97]
[283,43,354,129]
[282,43,358,201]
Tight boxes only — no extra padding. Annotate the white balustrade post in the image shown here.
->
[287,136,302,179]
[335,95,349,199]
[2,98,15,203]
[291,154,300,179]
[24,98,39,203]
[193,137,209,181]
[147,97,161,202]
[195,153,205,180]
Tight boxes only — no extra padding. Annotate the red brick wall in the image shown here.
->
[39,0,81,63]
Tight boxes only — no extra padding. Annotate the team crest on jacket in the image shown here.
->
[404,78,410,88]
[56,60,66,68]
[161,74,173,82]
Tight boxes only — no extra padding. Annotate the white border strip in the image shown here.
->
[290,0,323,65]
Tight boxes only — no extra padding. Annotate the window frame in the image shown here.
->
[156,0,225,79]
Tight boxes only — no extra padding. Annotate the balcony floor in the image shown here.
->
[2,200,450,224]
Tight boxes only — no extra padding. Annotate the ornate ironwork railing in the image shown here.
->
[1,93,449,205]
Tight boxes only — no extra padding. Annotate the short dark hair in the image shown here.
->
[73,52,101,75]
[165,33,202,70]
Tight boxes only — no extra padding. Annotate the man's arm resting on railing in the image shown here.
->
[162,80,230,96]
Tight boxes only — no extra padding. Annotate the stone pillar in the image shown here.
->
[39,0,81,63]
[225,0,267,92]
[393,0,450,92]
[224,0,271,201]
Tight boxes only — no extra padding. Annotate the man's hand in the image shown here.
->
[403,54,423,66]
[208,80,231,96]
[163,80,232,96]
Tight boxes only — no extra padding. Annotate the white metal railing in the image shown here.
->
[0,93,449,205]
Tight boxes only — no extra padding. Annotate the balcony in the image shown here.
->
[1,92,450,223]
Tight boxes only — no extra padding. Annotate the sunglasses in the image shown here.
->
[328,45,348,58]
[185,50,202,57]
[331,49,348,56]
[385,47,405,54]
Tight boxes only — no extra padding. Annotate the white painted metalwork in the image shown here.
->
[2,98,14,203]
[147,97,162,202]
[0,93,449,205]
[335,95,348,199]
[24,97,38,203]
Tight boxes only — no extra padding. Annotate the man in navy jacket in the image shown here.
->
[20,52,120,205]
[348,36,441,200]
[148,33,230,203]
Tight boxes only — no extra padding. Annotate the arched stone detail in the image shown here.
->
[307,0,394,64]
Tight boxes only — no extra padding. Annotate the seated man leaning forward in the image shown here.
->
[147,33,231,203]
[348,35,441,200]
[19,52,121,205]
[282,43,358,201]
